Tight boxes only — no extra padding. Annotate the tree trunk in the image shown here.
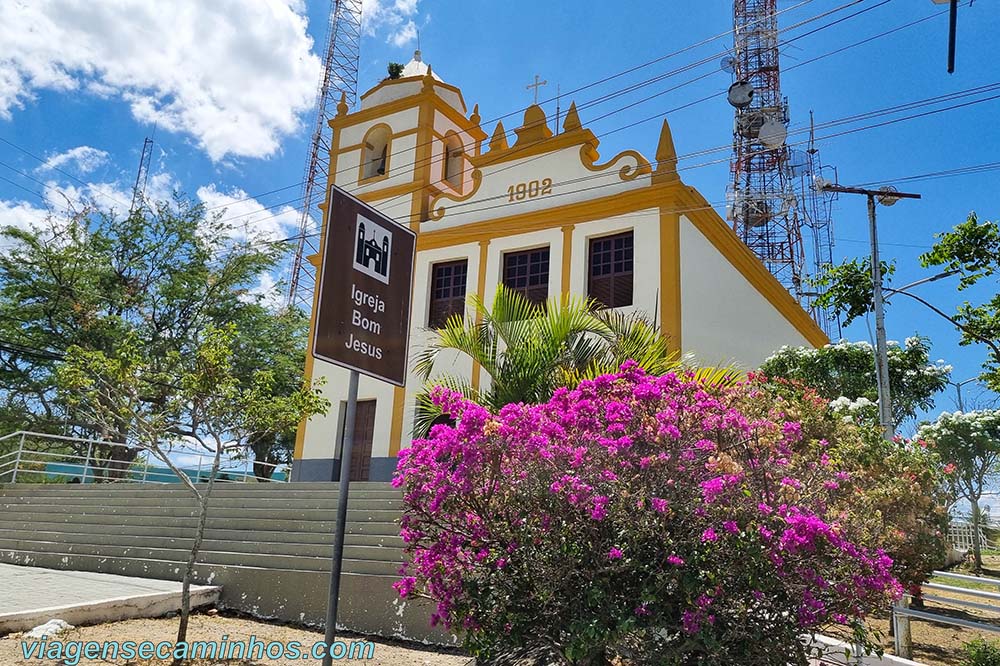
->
[972,495,984,573]
[252,459,274,481]
[172,446,222,665]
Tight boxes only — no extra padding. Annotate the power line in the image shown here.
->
[345,0,890,212]
[4,154,999,304]
[0,137,132,210]
[209,79,1000,234]
[218,0,950,224]
[371,1,945,214]
[0,0,916,233]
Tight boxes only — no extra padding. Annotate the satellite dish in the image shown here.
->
[877,185,901,206]
[727,81,754,109]
[720,56,737,74]
[758,117,787,148]
[789,149,809,176]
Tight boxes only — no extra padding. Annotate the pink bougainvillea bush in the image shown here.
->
[393,363,947,666]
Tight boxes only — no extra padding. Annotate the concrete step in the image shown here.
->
[0,522,398,546]
[0,502,402,522]
[0,528,404,554]
[0,545,399,576]
[0,515,401,535]
[0,482,401,498]
[0,547,402,578]
[0,538,402,573]
[0,495,403,511]
[0,504,401,523]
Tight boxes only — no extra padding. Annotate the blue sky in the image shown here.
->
[0,0,997,427]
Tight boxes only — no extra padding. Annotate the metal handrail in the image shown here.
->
[0,430,288,484]
[923,581,1000,602]
[895,605,1000,634]
[893,570,1000,658]
[932,569,1000,587]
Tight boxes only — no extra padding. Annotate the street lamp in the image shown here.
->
[816,181,922,440]
[948,377,979,412]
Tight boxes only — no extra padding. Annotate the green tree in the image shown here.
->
[412,285,736,435]
[760,338,950,428]
[0,199,302,475]
[58,325,327,659]
[387,62,404,79]
[810,212,1000,392]
[227,305,311,479]
[918,409,1000,572]
[921,213,1000,391]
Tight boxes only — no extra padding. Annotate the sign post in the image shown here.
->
[312,186,415,665]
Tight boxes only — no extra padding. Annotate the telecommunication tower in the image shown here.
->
[286,0,364,308]
[129,137,154,215]
[726,0,838,337]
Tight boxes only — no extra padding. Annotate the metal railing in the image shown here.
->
[0,431,287,484]
[893,569,1000,659]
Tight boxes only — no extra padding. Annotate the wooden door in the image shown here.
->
[349,400,376,481]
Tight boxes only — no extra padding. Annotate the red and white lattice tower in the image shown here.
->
[727,0,838,337]
[286,0,363,308]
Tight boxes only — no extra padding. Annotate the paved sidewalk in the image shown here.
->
[0,563,219,634]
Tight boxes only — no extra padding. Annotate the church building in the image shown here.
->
[291,51,828,482]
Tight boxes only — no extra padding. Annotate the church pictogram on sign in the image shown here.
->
[353,216,391,284]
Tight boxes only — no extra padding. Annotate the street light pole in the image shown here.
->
[817,183,921,441]
[867,194,894,440]
[949,377,979,412]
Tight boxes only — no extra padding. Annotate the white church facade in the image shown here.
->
[291,52,828,482]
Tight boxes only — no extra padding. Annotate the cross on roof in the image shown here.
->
[526,74,548,104]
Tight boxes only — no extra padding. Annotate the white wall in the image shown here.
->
[679,216,811,369]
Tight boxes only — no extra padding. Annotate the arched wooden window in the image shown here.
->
[443,132,464,189]
[361,125,391,181]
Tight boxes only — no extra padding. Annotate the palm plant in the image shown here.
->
[412,285,738,436]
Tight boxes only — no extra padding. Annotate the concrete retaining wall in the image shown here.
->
[0,482,454,644]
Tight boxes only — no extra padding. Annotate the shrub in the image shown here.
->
[963,637,1000,666]
[394,364,947,665]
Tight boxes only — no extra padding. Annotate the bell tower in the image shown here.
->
[326,51,487,232]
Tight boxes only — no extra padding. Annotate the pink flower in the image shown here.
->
[701,528,718,543]
[723,521,739,534]
[608,547,624,560]
[667,554,685,566]
[651,497,668,513]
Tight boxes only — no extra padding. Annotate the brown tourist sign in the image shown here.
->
[312,186,415,386]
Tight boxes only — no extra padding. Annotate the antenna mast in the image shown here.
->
[129,137,154,215]
[286,0,364,308]
[727,0,838,337]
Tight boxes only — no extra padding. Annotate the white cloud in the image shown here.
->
[0,199,48,232]
[48,180,135,214]
[361,0,422,46]
[239,271,285,310]
[391,21,418,48]
[0,1,321,161]
[37,145,109,175]
[196,184,300,244]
